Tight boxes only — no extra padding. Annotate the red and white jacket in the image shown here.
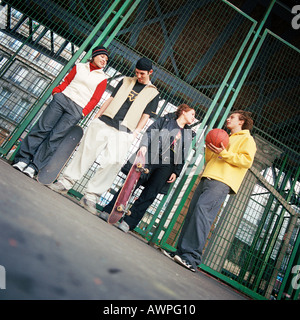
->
[52,62,108,116]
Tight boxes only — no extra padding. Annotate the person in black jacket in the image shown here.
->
[100,104,196,232]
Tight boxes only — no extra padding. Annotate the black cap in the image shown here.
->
[92,46,109,60]
[136,57,153,71]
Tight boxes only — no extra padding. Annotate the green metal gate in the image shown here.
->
[0,0,299,299]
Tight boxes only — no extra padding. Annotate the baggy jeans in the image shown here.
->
[59,119,134,199]
[176,177,230,269]
[14,93,82,171]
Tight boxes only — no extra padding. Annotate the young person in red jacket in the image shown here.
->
[13,46,109,178]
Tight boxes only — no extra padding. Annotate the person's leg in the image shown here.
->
[79,128,133,215]
[84,128,133,198]
[101,161,149,214]
[102,189,120,214]
[13,93,66,168]
[100,165,147,221]
[56,119,111,190]
[31,95,82,171]
[124,165,173,230]
[175,178,230,270]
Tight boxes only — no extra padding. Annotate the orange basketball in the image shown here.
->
[205,128,229,148]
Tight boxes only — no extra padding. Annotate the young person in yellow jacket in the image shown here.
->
[163,110,257,272]
[50,57,160,215]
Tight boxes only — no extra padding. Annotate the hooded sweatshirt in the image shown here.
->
[202,129,256,194]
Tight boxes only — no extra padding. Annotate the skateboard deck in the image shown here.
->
[37,125,83,185]
[108,151,149,225]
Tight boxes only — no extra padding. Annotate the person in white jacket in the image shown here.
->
[50,57,160,216]
[13,46,109,178]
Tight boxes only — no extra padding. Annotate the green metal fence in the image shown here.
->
[0,0,299,300]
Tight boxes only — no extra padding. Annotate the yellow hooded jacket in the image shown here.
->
[202,129,256,194]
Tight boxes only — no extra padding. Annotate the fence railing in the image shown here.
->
[0,0,299,300]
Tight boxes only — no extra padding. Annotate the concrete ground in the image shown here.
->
[0,159,247,300]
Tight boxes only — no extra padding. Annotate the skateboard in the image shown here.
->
[37,125,83,185]
[108,151,149,225]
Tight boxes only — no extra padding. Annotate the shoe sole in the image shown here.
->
[23,171,35,179]
[161,249,175,261]
[117,225,129,233]
[174,255,196,272]
[99,212,109,221]
[48,185,69,195]
[12,165,26,172]
[80,200,98,215]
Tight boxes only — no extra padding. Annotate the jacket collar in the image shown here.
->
[230,129,250,136]
[132,77,157,89]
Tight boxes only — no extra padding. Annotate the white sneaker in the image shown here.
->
[49,181,69,194]
[161,249,176,261]
[117,220,130,233]
[12,161,28,172]
[80,196,98,215]
[174,255,196,272]
[99,211,110,221]
[23,166,36,178]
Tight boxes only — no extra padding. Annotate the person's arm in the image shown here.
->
[205,147,215,163]
[139,145,148,157]
[167,173,177,183]
[52,65,77,95]
[220,138,256,168]
[93,80,123,119]
[82,79,107,117]
[133,113,150,139]
[208,137,256,168]
[93,96,114,119]
[139,115,165,149]
[174,127,195,176]
[134,92,159,138]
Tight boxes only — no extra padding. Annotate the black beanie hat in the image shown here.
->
[92,46,109,60]
[136,57,152,71]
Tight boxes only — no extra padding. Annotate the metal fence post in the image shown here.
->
[0,0,127,155]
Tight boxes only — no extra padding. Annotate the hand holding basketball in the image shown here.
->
[205,128,229,153]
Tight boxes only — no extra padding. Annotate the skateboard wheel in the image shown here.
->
[117,205,124,212]
[126,210,131,216]
[136,163,142,169]
[144,168,149,174]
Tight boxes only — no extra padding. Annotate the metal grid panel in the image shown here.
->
[0,5,86,150]
[232,32,300,157]
[0,0,299,300]
[114,0,255,107]
[1,0,114,48]
[201,31,300,300]
[63,0,257,227]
